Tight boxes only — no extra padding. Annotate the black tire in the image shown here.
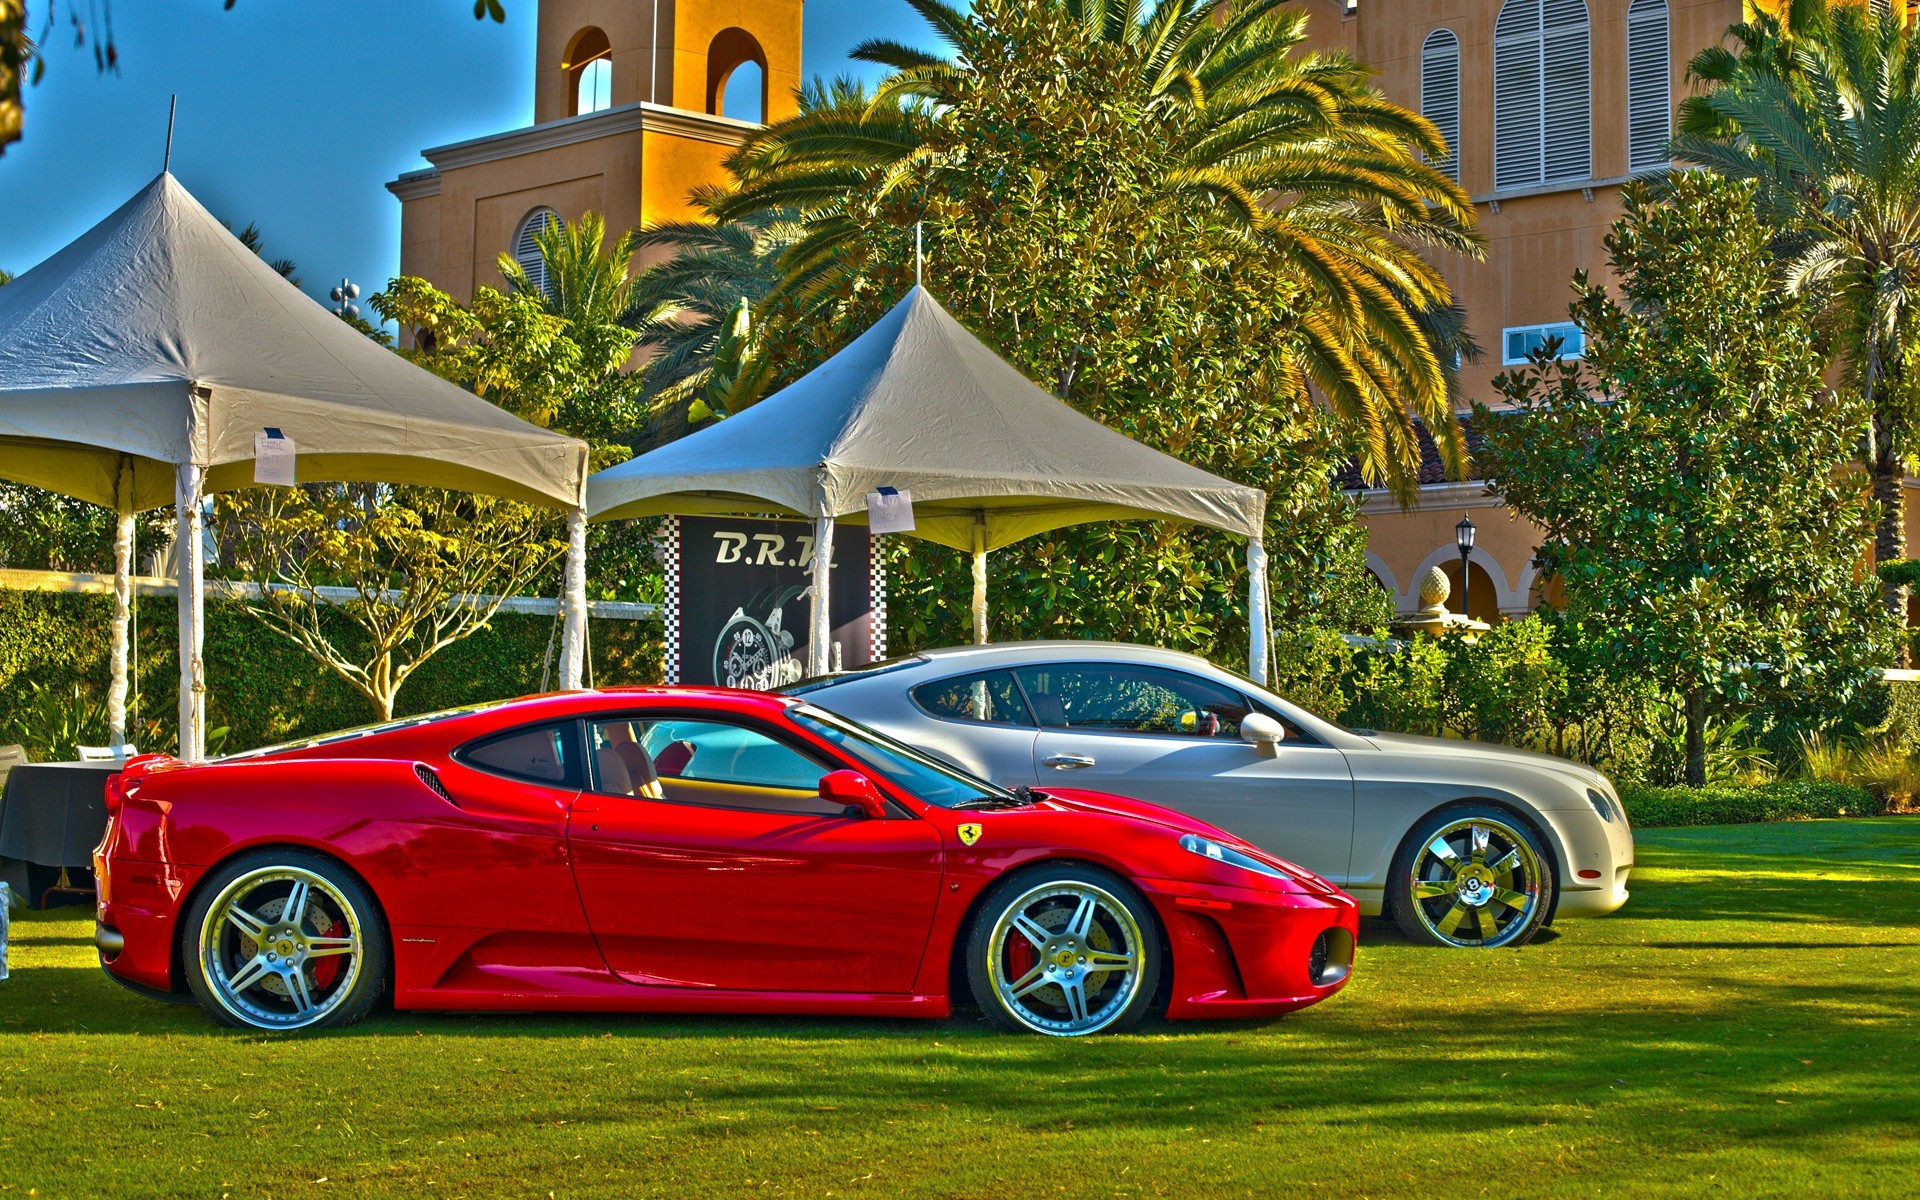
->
[181,848,389,1032]
[1388,804,1556,949]
[965,862,1162,1036]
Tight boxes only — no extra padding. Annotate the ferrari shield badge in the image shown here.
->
[957,823,983,847]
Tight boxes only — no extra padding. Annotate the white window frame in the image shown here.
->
[1493,0,1592,192]
[1626,0,1670,174]
[1421,29,1462,183]
[1502,322,1585,365]
[513,208,559,298]
[576,55,613,116]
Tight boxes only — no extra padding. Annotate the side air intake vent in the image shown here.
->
[415,763,457,806]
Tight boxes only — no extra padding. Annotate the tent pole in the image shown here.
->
[108,457,136,751]
[558,503,589,689]
[971,514,988,645]
[175,462,207,762]
[809,515,835,677]
[1247,535,1270,686]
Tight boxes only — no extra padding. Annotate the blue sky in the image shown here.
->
[0,0,933,305]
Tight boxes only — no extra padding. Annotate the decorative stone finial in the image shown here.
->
[1418,565,1451,611]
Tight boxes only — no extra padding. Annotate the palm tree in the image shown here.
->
[621,199,807,442]
[496,210,646,444]
[709,0,1481,493]
[1676,2,1920,619]
[230,222,299,287]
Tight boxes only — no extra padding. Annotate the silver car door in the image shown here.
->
[1016,662,1357,883]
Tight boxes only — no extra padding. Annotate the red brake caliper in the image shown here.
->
[308,911,343,990]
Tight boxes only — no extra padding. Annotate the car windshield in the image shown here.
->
[787,704,1016,809]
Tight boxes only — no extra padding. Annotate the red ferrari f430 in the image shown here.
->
[94,689,1358,1036]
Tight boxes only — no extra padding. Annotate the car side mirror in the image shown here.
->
[1240,713,1285,757]
[819,769,889,819]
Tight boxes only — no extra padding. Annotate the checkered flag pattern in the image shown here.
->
[659,517,681,684]
[869,534,888,662]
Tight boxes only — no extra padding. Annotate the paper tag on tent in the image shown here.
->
[866,487,915,534]
[254,428,296,486]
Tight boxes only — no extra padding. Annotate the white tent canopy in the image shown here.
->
[0,174,593,759]
[588,287,1272,679]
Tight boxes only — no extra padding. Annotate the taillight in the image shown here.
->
[104,774,127,814]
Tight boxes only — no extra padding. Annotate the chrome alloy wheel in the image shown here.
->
[1405,818,1544,949]
[986,881,1145,1036]
[197,867,364,1031]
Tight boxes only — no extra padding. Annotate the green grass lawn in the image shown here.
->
[3,819,1917,1199]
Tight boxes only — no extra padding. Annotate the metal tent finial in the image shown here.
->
[163,94,177,174]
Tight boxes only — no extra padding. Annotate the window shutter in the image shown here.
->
[1541,0,1591,183]
[1627,0,1670,173]
[514,210,556,298]
[1494,0,1544,190]
[1422,30,1462,183]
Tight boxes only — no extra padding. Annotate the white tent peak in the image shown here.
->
[0,171,587,511]
[588,284,1266,551]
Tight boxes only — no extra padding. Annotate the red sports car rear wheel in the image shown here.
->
[181,850,388,1032]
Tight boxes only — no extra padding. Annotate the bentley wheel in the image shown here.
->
[1389,806,1554,950]
[181,850,388,1032]
[966,864,1161,1036]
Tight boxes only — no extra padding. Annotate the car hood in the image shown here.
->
[1355,730,1611,792]
[1033,787,1335,892]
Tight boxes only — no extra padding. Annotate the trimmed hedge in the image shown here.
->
[1619,780,1879,828]
[0,589,663,755]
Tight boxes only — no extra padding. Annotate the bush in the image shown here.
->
[1619,780,1879,828]
[0,589,663,757]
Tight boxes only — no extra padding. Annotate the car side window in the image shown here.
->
[461,723,578,786]
[585,719,667,799]
[1011,664,1251,738]
[635,717,844,816]
[911,670,1035,727]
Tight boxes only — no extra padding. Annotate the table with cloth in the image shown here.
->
[0,761,119,908]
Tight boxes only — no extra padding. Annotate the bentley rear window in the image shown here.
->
[912,670,1035,727]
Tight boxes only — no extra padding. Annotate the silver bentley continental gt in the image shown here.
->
[787,642,1633,949]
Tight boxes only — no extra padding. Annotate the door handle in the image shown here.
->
[1043,754,1096,769]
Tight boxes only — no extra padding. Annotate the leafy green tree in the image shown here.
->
[689,0,1459,656]
[213,216,654,720]
[1676,1,1920,619]
[214,485,566,720]
[719,0,1479,493]
[624,201,806,442]
[1475,174,1895,787]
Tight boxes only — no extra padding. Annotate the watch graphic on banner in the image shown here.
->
[713,583,809,689]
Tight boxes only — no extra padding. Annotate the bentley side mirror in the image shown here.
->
[820,769,889,819]
[1240,713,1286,758]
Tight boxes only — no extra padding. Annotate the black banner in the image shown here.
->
[668,516,876,688]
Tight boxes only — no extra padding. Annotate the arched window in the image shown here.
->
[1421,29,1461,182]
[1493,0,1591,191]
[1626,0,1670,173]
[706,28,769,123]
[513,208,559,297]
[566,27,613,117]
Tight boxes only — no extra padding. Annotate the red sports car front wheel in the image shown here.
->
[967,864,1162,1036]
[181,849,389,1032]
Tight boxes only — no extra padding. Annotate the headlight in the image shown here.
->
[1179,833,1292,880]
[1587,787,1617,823]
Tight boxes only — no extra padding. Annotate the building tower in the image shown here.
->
[389,0,802,307]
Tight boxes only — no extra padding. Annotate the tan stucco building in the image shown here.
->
[1305,0,1918,624]
[387,0,801,307]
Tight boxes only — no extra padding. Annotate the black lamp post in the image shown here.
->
[1455,513,1477,621]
